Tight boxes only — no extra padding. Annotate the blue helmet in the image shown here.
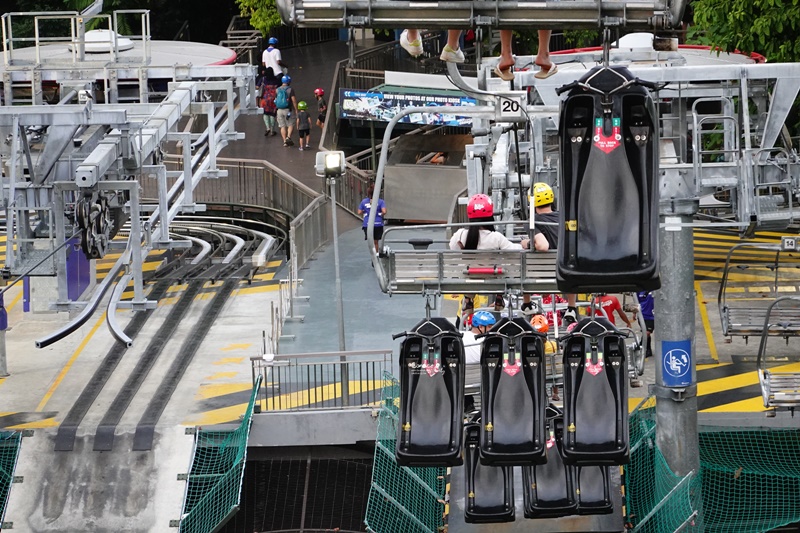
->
[472,311,496,327]
[281,75,291,84]
[268,37,278,45]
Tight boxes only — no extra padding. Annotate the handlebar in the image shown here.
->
[556,75,668,97]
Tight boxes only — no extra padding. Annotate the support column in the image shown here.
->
[655,205,699,479]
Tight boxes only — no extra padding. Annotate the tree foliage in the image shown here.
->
[235,0,282,36]
[688,0,800,62]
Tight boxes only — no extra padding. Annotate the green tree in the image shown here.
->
[688,0,800,63]
[235,0,282,36]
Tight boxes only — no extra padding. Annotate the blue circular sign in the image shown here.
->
[663,348,690,379]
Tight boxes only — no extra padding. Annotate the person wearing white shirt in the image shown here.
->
[262,37,286,76]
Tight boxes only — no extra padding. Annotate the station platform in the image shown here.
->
[1,36,798,532]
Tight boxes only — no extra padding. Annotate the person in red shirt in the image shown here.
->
[591,293,632,328]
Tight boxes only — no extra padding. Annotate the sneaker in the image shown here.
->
[562,308,577,326]
[521,302,533,313]
[400,30,423,58]
[298,146,304,151]
[286,138,294,146]
[440,45,465,64]
[264,130,269,136]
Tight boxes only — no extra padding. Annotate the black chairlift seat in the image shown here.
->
[464,422,515,524]
[522,413,578,519]
[480,317,547,466]
[561,317,629,466]
[395,317,465,466]
[557,65,661,293]
[576,465,614,515]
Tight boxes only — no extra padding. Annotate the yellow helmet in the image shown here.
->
[531,182,554,207]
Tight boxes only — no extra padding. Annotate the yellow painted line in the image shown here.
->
[697,361,800,397]
[233,285,280,296]
[183,402,249,426]
[195,382,253,400]
[213,357,246,365]
[36,313,106,412]
[7,417,59,430]
[266,259,282,268]
[205,371,238,380]
[221,343,252,351]
[6,290,22,313]
[700,396,767,413]
[168,283,189,293]
[252,272,276,281]
[695,281,719,362]
[184,380,385,425]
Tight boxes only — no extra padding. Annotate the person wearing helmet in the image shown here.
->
[463,310,496,364]
[449,193,530,322]
[262,37,287,77]
[295,101,312,151]
[276,75,298,147]
[526,182,580,326]
[314,88,328,129]
[449,194,531,251]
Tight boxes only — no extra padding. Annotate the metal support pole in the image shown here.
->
[0,279,8,378]
[328,176,349,405]
[655,208,700,480]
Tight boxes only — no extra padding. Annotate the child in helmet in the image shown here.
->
[296,101,312,151]
[314,88,327,129]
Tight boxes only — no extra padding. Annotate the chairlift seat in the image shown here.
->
[756,296,800,410]
[718,242,800,338]
[576,466,614,515]
[522,417,578,518]
[383,249,560,295]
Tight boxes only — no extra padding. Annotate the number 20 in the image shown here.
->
[502,100,520,113]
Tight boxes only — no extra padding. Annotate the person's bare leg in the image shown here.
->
[446,29,462,51]
[498,30,514,72]
[535,29,553,70]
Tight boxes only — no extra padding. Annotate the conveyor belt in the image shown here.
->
[133,279,238,451]
[92,281,204,451]
[53,281,171,452]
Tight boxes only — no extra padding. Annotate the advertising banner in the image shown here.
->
[339,88,476,126]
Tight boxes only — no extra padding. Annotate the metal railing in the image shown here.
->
[251,350,393,411]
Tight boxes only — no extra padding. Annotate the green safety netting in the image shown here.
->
[179,375,262,533]
[365,382,800,533]
[0,431,23,524]
[364,373,447,533]
[624,397,700,532]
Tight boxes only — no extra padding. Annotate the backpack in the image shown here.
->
[275,87,289,109]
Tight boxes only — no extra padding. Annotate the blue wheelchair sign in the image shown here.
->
[662,340,692,387]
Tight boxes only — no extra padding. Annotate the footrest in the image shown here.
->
[763,371,800,408]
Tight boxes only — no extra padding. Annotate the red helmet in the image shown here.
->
[314,88,325,97]
[467,194,493,219]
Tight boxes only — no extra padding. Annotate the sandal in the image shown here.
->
[534,63,558,80]
[493,65,515,81]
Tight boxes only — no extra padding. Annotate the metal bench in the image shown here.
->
[757,296,800,411]
[717,241,800,338]
[378,249,560,295]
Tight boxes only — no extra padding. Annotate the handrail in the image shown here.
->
[756,296,800,374]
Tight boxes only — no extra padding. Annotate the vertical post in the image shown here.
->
[328,176,350,405]
[655,208,700,480]
[0,279,8,378]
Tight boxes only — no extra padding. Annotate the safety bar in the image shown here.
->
[276,0,688,30]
